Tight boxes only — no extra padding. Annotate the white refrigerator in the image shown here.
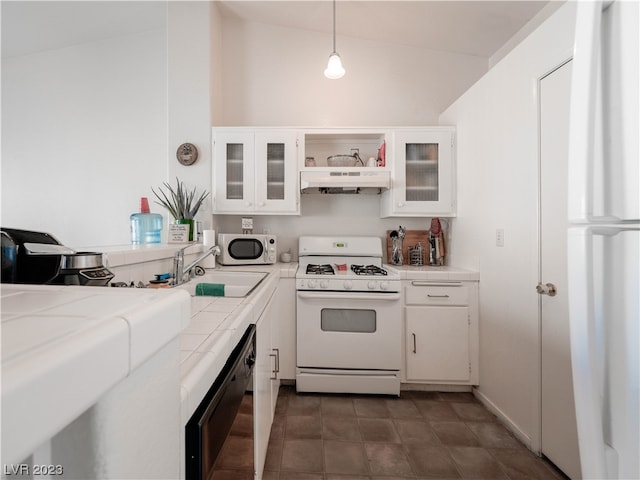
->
[567,1,639,479]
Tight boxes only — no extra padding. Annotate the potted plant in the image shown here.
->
[152,177,209,241]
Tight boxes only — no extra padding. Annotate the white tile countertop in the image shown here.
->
[0,260,297,465]
[178,262,297,425]
[386,264,480,281]
[0,284,190,466]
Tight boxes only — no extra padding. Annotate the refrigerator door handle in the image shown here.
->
[568,0,640,223]
[567,1,602,223]
[567,226,609,478]
[568,225,640,478]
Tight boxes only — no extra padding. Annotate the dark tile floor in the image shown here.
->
[262,385,569,480]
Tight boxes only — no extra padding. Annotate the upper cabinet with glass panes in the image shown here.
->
[213,129,299,215]
[381,128,456,217]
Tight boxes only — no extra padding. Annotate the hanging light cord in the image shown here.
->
[324,0,345,79]
[332,0,337,54]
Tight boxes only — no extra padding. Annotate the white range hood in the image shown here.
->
[300,170,390,192]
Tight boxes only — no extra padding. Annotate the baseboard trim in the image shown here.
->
[473,388,533,450]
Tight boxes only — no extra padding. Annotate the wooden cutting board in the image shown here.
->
[386,230,430,265]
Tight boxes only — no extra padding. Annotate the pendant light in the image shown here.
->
[324,0,345,79]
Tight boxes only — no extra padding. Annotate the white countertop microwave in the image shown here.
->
[218,233,277,265]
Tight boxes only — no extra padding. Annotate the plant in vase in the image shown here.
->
[152,177,210,241]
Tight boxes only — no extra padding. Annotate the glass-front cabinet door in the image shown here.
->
[214,131,255,213]
[213,129,299,214]
[382,128,455,217]
[254,131,298,213]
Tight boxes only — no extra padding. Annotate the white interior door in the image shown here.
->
[539,60,581,479]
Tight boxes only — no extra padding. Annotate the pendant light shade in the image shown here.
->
[324,52,345,79]
[324,0,345,79]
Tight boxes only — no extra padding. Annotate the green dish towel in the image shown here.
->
[195,283,225,297]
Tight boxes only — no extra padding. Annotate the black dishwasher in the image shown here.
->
[185,324,256,480]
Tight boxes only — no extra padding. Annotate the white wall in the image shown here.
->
[1,27,168,248]
[220,18,488,126]
[1,2,217,249]
[167,1,218,232]
[439,3,576,449]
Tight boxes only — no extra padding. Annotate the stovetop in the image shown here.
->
[296,262,400,292]
[296,235,401,292]
[304,263,389,276]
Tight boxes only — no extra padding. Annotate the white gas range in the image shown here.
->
[296,235,401,292]
[295,236,402,396]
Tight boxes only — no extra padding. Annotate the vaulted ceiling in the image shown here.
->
[2,1,555,62]
[218,1,553,59]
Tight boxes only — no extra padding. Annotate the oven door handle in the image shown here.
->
[297,291,401,301]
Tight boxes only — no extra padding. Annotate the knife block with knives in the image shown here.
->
[386,229,445,266]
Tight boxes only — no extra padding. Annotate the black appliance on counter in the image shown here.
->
[1,228,114,286]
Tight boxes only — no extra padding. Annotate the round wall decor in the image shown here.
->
[176,143,198,166]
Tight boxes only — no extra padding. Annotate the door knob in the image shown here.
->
[536,282,557,297]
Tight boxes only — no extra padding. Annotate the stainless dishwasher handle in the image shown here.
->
[427,294,450,298]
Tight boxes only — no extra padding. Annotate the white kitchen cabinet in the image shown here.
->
[254,287,280,479]
[381,128,456,217]
[213,129,299,214]
[403,281,478,384]
[274,277,296,380]
[406,306,470,382]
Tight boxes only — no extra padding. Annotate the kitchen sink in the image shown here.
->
[176,270,268,297]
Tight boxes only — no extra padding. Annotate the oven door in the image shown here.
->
[296,290,402,371]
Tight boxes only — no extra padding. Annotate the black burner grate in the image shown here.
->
[351,264,388,276]
[306,264,335,275]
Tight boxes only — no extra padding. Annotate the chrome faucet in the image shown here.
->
[173,244,221,285]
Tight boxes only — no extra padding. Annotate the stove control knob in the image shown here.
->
[380,281,389,290]
[308,279,317,289]
[320,280,329,289]
[344,280,353,290]
[367,281,377,290]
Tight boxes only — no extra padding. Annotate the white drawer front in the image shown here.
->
[405,283,469,306]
